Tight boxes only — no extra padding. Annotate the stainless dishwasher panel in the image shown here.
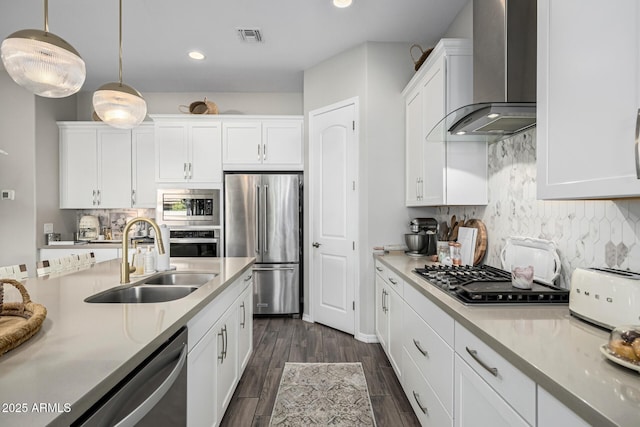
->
[73,327,188,427]
[253,264,300,314]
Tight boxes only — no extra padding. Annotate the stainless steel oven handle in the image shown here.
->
[113,343,187,427]
[253,267,296,271]
[169,238,218,244]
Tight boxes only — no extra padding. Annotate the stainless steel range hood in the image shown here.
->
[427,0,537,144]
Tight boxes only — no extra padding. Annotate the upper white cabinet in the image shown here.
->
[222,117,303,170]
[537,0,640,199]
[131,124,156,208]
[152,116,223,184]
[59,123,132,209]
[59,122,156,209]
[402,39,487,206]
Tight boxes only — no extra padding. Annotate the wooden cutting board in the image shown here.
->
[464,219,487,265]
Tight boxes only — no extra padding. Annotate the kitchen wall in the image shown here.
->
[75,91,303,119]
[423,128,640,288]
[304,42,415,338]
[0,71,76,269]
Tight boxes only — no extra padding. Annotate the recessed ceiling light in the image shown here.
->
[333,0,353,8]
[188,51,205,60]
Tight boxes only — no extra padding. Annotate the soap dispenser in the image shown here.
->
[144,246,156,274]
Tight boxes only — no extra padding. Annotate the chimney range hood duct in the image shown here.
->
[426,0,537,144]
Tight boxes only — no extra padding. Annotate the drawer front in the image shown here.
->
[375,259,404,296]
[454,323,535,425]
[404,281,454,346]
[402,348,453,427]
[404,304,454,415]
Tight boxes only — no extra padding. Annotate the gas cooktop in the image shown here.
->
[413,264,569,305]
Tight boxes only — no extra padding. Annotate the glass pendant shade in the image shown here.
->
[333,0,353,8]
[93,82,147,129]
[1,29,85,98]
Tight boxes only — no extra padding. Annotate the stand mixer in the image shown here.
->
[405,218,438,257]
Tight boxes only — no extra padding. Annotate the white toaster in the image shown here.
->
[569,267,640,330]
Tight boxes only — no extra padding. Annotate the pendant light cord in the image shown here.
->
[119,0,123,85]
[43,0,49,32]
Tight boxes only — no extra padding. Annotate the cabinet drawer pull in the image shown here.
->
[466,347,498,377]
[244,274,253,282]
[412,391,428,414]
[635,108,640,179]
[375,266,383,272]
[388,277,398,285]
[413,339,428,357]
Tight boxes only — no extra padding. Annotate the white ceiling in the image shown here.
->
[0,0,468,94]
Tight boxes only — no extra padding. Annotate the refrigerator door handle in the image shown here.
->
[253,267,296,271]
[264,184,269,253]
[255,185,260,254]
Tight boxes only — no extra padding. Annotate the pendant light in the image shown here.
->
[92,0,146,129]
[0,0,86,98]
[333,0,353,8]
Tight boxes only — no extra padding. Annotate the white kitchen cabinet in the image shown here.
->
[131,124,156,208]
[402,38,487,206]
[59,123,132,209]
[222,118,303,170]
[152,116,222,184]
[454,322,535,425]
[537,0,640,199]
[187,271,252,427]
[237,277,253,372]
[454,355,529,427]
[374,261,403,379]
[537,386,590,427]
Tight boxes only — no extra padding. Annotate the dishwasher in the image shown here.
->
[72,327,188,427]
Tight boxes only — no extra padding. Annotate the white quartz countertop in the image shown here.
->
[0,257,254,426]
[376,252,640,427]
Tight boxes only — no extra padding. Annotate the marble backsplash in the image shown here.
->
[75,209,155,240]
[435,129,640,288]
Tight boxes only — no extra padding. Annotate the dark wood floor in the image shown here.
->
[220,317,420,426]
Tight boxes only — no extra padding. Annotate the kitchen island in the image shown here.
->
[376,252,640,427]
[0,257,254,426]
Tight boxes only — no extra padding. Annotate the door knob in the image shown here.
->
[312,242,321,248]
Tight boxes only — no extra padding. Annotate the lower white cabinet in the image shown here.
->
[187,271,253,427]
[537,386,589,427]
[454,355,529,427]
[374,264,403,378]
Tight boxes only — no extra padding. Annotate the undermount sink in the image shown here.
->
[85,285,199,304]
[141,272,216,287]
[85,272,217,304]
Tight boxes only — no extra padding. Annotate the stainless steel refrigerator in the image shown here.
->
[224,173,301,314]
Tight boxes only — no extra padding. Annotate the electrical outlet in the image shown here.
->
[44,223,54,234]
[1,189,14,200]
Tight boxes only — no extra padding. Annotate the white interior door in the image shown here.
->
[309,99,358,335]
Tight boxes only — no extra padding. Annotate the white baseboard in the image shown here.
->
[355,332,378,343]
[302,313,313,323]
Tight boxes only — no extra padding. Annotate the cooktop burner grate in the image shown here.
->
[413,264,569,305]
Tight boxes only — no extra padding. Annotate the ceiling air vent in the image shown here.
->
[237,28,263,43]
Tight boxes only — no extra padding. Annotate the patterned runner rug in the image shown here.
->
[270,362,376,426]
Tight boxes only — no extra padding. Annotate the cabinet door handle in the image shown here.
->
[412,391,428,414]
[263,143,267,161]
[223,324,228,359]
[257,143,261,161]
[466,347,498,377]
[97,190,101,205]
[416,177,420,200]
[92,190,96,205]
[635,108,640,179]
[189,162,192,179]
[413,339,429,357]
[131,189,136,206]
[183,163,187,180]
[218,329,225,363]
[240,302,246,328]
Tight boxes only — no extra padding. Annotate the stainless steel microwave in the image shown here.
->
[156,189,221,227]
